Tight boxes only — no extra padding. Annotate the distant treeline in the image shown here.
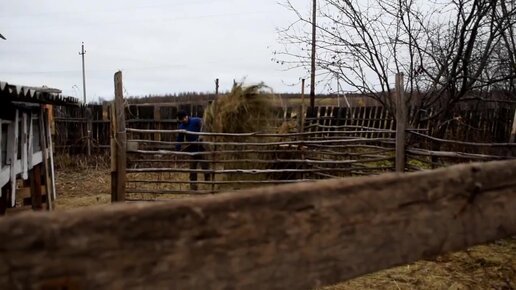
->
[91,90,515,110]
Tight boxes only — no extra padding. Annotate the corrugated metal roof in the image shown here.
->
[0,81,79,106]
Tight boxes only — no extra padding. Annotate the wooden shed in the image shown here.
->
[0,81,78,214]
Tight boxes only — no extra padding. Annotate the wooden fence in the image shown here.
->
[52,101,515,155]
[1,159,515,289]
[124,128,397,198]
[0,72,514,289]
[107,72,516,201]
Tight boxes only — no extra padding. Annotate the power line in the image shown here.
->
[0,0,237,18]
[2,9,275,30]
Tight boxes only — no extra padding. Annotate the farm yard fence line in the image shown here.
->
[1,159,515,289]
[52,94,516,156]
[53,104,515,154]
[123,128,397,199]
[109,72,516,201]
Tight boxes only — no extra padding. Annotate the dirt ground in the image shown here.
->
[54,168,516,290]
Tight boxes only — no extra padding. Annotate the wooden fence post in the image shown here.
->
[48,109,57,204]
[86,107,93,156]
[211,145,217,194]
[154,105,161,142]
[111,71,126,202]
[29,164,43,210]
[510,106,516,143]
[299,79,306,134]
[41,107,55,210]
[395,73,407,172]
[110,103,117,201]
[215,78,219,97]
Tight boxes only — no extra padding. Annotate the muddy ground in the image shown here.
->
[54,168,515,290]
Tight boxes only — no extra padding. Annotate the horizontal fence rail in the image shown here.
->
[124,126,397,198]
[53,101,515,156]
[1,160,515,289]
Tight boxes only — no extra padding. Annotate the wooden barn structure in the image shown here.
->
[0,81,78,214]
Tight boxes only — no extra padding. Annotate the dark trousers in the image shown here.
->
[189,154,211,191]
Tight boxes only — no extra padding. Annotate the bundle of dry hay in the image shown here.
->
[203,82,299,187]
[203,82,279,137]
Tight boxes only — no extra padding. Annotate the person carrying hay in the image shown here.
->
[176,110,211,191]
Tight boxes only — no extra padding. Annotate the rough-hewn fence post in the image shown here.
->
[395,72,407,172]
[86,107,92,156]
[111,71,126,202]
[300,78,306,134]
[510,106,516,143]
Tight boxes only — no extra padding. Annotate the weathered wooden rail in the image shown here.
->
[122,127,397,197]
[0,159,515,289]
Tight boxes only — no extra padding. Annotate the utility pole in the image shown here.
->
[309,0,317,113]
[79,42,87,104]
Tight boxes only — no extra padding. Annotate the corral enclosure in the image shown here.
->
[1,73,515,290]
[53,89,515,155]
[51,78,516,200]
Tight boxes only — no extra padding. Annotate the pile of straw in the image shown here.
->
[202,82,288,185]
[203,82,279,137]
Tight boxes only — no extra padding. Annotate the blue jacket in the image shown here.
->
[176,117,204,152]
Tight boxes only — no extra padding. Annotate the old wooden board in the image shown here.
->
[0,160,516,289]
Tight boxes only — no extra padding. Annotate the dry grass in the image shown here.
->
[325,239,516,289]
[54,168,111,210]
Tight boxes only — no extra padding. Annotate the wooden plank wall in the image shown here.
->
[0,159,515,289]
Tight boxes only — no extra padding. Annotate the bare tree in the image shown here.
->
[275,0,516,130]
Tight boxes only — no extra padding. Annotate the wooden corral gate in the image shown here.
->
[0,159,515,289]
[0,81,78,214]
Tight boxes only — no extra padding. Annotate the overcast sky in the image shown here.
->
[0,0,312,102]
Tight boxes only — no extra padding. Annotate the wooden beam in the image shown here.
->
[86,107,93,156]
[46,109,57,203]
[27,114,34,170]
[42,107,56,208]
[112,71,126,202]
[0,118,2,174]
[29,164,43,210]
[153,105,161,142]
[0,185,7,215]
[510,106,516,143]
[39,107,53,211]
[0,160,515,289]
[21,113,28,180]
[7,110,18,207]
[395,73,407,172]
